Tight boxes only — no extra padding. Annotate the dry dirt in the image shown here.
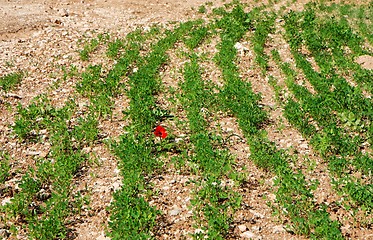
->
[0,0,372,240]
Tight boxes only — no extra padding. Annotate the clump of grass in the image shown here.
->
[198,5,207,14]
[0,71,24,92]
[0,151,11,183]
[79,33,110,61]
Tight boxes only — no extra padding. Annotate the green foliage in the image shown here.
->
[107,38,125,58]
[215,5,267,135]
[0,72,24,92]
[180,56,241,238]
[109,188,160,239]
[3,1,373,238]
[280,2,373,216]
[184,24,210,49]
[108,134,161,239]
[284,99,316,137]
[0,151,11,184]
[79,33,109,60]
[13,95,75,141]
[108,21,197,239]
[345,182,373,210]
[251,11,276,72]
[198,5,207,14]
[211,3,344,238]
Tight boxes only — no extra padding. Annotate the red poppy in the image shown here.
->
[154,125,167,139]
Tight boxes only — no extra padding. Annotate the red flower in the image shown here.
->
[154,125,167,139]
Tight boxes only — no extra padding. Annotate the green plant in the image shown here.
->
[180,56,241,238]
[107,21,197,239]
[79,34,109,61]
[0,151,11,183]
[0,71,24,92]
[3,1,373,238]
[198,5,207,14]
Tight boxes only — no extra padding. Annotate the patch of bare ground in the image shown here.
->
[150,173,196,239]
[148,42,198,239]
[0,27,81,106]
[70,144,122,240]
[355,55,373,70]
[70,95,130,239]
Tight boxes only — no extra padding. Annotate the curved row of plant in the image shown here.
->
[1,95,96,239]
[279,3,372,216]
[0,26,155,239]
[106,21,204,239]
[179,56,242,239]
[214,4,344,239]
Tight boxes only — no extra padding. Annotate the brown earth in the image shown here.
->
[1,0,372,240]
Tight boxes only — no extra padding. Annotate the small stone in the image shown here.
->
[252,226,261,232]
[169,206,181,216]
[175,138,183,143]
[60,8,69,17]
[240,231,255,239]
[273,225,285,233]
[96,233,110,240]
[26,150,41,156]
[82,147,91,153]
[112,181,122,192]
[250,209,264,219]
[238,224,247,232]
[234,42,249,52]
[299,143,309,149]
[1,197,12,206]
[39,129,48,135]
[5,93,23,99]
[39,150,49,158]
[268,193,276,201]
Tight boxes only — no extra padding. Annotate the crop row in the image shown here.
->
[180,55,242,239]
[107,21,200,239]
[280,3,372,214]
[0,26,153,239]
[214,4,344,238]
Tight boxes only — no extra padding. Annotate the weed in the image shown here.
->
[0,151,11,183]
[198,5,207,14]
[0,72,24,92]
[79,33,109,61]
